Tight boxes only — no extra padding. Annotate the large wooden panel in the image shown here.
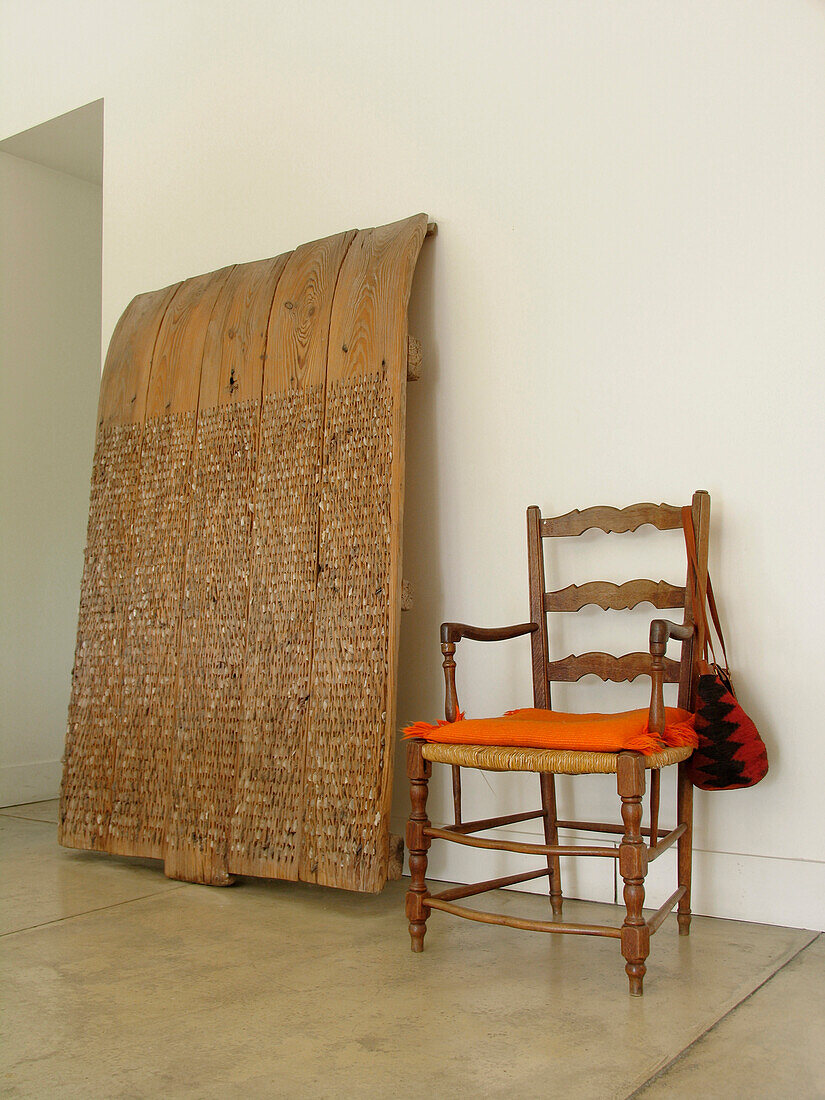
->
[300,214,428,891]
[60,215,429,892]
[107,266,233,857]
[59,283,180,850]
[165,256,290,884]
[230,230,355,880]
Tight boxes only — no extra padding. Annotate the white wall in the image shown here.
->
[0,152,102,804]
[1,0,822,927]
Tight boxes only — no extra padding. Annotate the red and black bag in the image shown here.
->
[683,507,769,791]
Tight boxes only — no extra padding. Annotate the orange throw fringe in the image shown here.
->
[403,707,697,757]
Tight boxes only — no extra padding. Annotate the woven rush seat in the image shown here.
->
[421,742,693,774]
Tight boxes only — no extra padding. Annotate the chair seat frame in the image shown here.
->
[405,491,710,996]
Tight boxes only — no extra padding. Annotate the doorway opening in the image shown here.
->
[0,100,104,805]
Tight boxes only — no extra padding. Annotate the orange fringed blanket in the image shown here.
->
[403,707,698,756]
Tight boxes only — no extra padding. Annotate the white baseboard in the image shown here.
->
[392,817,825,932]
[0,760,62,807]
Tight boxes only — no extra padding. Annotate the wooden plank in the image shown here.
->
[96,285,182,429]
[300,213,428,892]
[165,256,290,884]
[541,503,683,537]
[229,230,355,881]
[59,283,180,850]
[106,265,233,858]
[545,579,686,613]
[547,652,681,684]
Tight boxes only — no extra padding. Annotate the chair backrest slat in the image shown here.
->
[547,652,682,684]
[527,491,711,713]
[541,502,683,538]
[544,579,685,613]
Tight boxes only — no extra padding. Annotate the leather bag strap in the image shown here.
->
[682,505,729,670]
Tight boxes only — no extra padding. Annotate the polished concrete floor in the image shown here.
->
[1,801,822,1099]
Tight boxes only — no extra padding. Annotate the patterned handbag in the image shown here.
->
[683,507,769,790]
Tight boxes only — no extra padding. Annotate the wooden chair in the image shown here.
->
[405,491,710,995]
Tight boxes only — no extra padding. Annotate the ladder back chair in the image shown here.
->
[405,490,710,995]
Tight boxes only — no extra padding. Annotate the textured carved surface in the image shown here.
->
[547,652,681,684]
[230,387,325,878]
[60,282,179,850]
[107,412,196,855]
[541,503,683,537]
[545,579,686,612]
[165,402,259,883]
[165,257,285,884]
[299,215,428,892]
[229,231,353,880]
[60,424,142,849]
[106,268,234,858]
[300,371,395,889]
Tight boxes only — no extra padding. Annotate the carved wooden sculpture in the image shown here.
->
[60,214,431,892]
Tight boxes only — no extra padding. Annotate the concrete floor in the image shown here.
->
[1,801,822,1099]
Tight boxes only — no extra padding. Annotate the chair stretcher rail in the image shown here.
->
[446,809,546,835]
[646,886,687,934]
[556,819,668,837]
[424,826,620,857]
[648,823,687,861]
[429,868,550,903]
[423,897,622,938]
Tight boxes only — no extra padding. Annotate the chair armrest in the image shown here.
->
[441,621,538,645]
[439,622,538,722]
[649,619,693,646]
[648,619,695,735]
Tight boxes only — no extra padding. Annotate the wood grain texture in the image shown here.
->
[196,256,290,410]
[229,231,354,880]
[59,284,179,849]
[107,266,233,857]
[145,267,233,417]
[97,283,181,429]
[547,652,681,684]
[165,257,288,884]
[545,579,685,613]
[301,213,428,891]
[541,503,683,537]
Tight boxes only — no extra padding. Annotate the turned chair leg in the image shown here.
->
[539,772,563,916]
[677,760,693,936]
[405,740,432,952]
[618,753,650,996]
